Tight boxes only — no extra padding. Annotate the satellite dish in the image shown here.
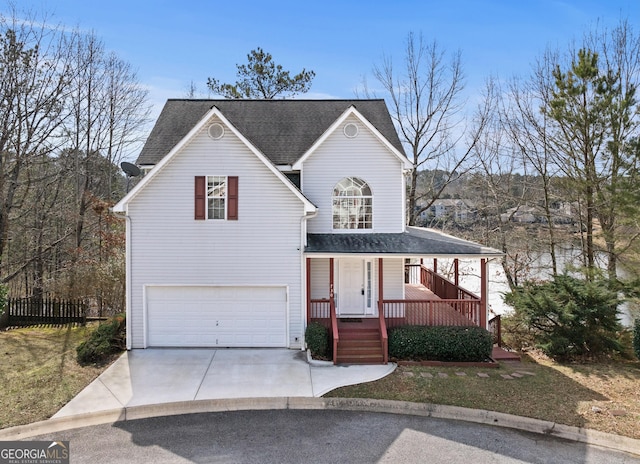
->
[121,162,141,193]
[121,162,141,177]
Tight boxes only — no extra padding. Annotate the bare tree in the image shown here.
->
[468,79,545,289]
[0,7,74,282]
[501,55,566,277]
[0,5,147,309]
[366,32,490,225]
[63,31,149,297]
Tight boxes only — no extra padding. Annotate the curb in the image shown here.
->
[305,349,333,367]
[1,398,639,457]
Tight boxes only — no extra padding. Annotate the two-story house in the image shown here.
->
[112,99,502,364]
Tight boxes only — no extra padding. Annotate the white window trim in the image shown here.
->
[207,175,227,220]
[332,177,373,230]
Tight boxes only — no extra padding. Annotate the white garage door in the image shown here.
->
[146,286,287,347]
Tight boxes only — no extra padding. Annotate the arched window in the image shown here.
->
[332,177,373,229]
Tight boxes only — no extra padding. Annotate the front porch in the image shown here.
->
[309,261,502,364]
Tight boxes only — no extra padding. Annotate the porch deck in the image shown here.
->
[308,262,495,364]
[404,283,440,300]
[383,283,480,329]
[310,281,482,330]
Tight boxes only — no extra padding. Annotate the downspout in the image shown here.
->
[300,209,318,350]
[113,209,132,350]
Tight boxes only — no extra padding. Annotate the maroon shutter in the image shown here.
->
[228,176,238,220]
[195,176,206,220]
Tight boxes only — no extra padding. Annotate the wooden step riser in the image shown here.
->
[339,340,380,346]
[338,346,382,356]
[338,334,381,341]
[337,346,384,358]
[336,357,385,364]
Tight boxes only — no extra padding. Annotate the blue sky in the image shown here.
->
[7,0,640,120]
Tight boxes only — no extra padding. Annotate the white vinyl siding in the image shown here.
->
[127,117,305,348]
[303,116,406,234]
[310,258,330,300]
[382,258,404,300]
[308,258,404,311]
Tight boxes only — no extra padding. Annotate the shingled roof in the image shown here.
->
[136,99,406,166]
[306,227,503,257]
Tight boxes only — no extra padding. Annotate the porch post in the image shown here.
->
[454,258,459,286]
[433,258,438,274]
[329,257,338,365]
[378,258,384,306]
[306,257,311,324]
[480,258,487,329]
[378,257,388,364]
[329,258,335,310]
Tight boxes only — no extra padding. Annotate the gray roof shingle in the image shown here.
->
[306,227,503,257]
[137,99,405,166]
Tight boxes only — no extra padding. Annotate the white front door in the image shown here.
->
[337,259,375,316]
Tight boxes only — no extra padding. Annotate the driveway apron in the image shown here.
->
[52,349,395,418]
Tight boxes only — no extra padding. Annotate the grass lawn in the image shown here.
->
[0,323,114,429]
[325,351,640,439]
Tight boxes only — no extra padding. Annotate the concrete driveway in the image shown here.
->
[53,349,395,418]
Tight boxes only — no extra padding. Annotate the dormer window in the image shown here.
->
[332,177,372,229]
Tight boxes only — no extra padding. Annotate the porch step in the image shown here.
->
[338,329,380,340]
[492,346,521,362]
[336,325,385,364]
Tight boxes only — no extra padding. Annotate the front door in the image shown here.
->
[337,258,375,316]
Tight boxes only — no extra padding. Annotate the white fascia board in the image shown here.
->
[292,106,412,170]
[406,226,504,257]
[112,106,316,214]
[303,253,502,260]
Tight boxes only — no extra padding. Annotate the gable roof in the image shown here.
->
[112,106,317,213]
[136,99,406,166]
[291,105,411,170]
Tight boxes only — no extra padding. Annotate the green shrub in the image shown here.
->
[388,325,493,362]
[634,319,640,360]
[504,273,623,359]
[77,314,126,365]
[305,322,329,358]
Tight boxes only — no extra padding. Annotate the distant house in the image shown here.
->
[113,99,502,364]
[501,205,539,224]
[501,203,576,225]
[423,199,476,223]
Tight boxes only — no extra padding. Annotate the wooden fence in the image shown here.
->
[4,297,87,327]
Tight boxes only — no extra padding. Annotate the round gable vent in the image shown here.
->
[344,122,359,138]
[208,123,224,140]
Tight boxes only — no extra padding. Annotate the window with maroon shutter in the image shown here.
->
[196,175,238,220]
[227,176,238,220]
[195,176,206,220]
